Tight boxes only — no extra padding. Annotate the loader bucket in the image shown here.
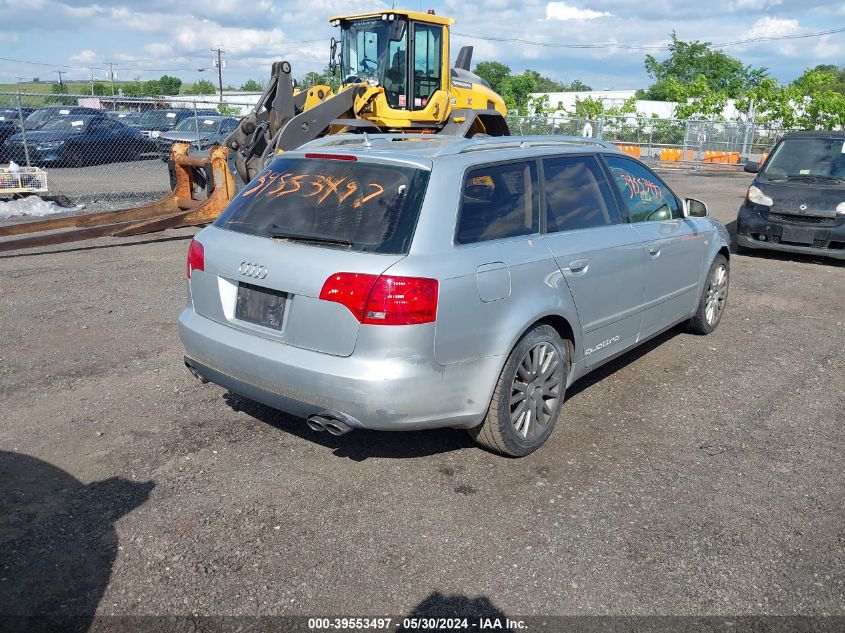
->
[0,143,235,253]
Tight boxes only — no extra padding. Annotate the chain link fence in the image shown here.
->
[506,114,790,164]
[1,92,795,214]
[0,91,255,213]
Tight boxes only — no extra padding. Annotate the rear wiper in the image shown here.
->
[268,226,352,247]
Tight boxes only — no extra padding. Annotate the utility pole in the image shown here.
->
[16,78,31,166]
[56,69,65,93]
[212,48,225,103]
[108,60,117,96]
[90,67,95,95]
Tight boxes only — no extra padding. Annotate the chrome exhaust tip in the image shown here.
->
[307,414,352,436]
[306,416,327,433]
[324,420,351,436]
[184,358,209,383]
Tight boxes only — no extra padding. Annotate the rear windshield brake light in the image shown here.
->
[319,273,438,325]
[304,152,356,161]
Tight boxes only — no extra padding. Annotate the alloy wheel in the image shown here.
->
[705,264,728,325]
[509,342,564,440]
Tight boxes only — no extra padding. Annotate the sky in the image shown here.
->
[0,0,843,91]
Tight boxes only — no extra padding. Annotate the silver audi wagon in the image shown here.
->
[179,135,730,456]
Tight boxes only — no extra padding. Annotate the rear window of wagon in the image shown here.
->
[215,157,430,254]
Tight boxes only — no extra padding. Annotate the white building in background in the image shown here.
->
[167,92,262,116]
[530,90,745,120]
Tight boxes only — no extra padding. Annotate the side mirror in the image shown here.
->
[389,19,407,42]
[744,161,760,173]
[329,37,339,74]
[684,197,708,218]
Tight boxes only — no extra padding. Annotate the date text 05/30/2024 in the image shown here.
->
[308,617,528,630]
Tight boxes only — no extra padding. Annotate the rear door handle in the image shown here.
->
[647,245,661,257]
[567,259,589,273]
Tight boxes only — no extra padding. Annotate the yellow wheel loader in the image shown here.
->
[226,9,510,183]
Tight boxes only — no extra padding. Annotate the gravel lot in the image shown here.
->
[0,171,842,628]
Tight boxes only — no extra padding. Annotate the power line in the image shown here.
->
[452,25,845,51]
[0,55,211,73]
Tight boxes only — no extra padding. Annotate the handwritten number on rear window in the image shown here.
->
[242,171,387,208]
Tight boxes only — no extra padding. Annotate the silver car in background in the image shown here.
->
[155,116,239,160]
[179,135,730,456]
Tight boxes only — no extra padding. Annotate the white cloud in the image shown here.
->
[143,43,173,58]
[733,0,782,10]
[69,48,97,64]
[545,2,611,21]
[744,16,801,39]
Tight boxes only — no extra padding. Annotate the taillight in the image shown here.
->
[319,273,379,321]
[186,239,204,278]
[319,273,438,325]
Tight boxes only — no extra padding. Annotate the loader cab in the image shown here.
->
[333,11,450,112]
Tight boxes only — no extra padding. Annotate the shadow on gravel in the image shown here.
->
[565,326,683,401]
[397,592,507,632]
[224,328,687,461]
[0,450,154,632]
[223,393,476,462]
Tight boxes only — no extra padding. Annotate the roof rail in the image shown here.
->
[297,133,620,155]
[300,133,465,149]
[450,135,617,155]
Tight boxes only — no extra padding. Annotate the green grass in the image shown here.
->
[0,81,213,96]
[0,82,95,94]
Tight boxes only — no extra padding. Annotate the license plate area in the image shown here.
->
[781,226,815,245]
[235,282,288,330]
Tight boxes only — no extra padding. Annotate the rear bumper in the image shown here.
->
[178,308,501,431]
[736,205,845,260]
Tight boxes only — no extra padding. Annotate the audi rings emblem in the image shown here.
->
[239,262,268,279]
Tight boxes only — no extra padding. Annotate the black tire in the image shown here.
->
[688,254,729,335]
[469,324,568,457]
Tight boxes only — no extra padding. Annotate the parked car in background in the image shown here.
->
[737,130,845,260]
[106,111,143,126]
[156,116,239,159]
[180,135,731,457]
[0,108,36,161]
[0,107,35,127]
[22,106,103,131]
[133,108,219,140]
[4,114,146,167]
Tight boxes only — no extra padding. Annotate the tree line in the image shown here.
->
[505,33,845,129]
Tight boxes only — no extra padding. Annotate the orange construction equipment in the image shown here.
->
[702,151,740,164]
[0,143,235,253]
[658,148,697,162]
[615,144,641,158]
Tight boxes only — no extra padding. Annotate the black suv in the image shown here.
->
[737,130,845,260]
[22,106,104,131]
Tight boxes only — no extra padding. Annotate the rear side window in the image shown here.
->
[543,155,621,232]
[457,161,539,244]
[603,155,680,222]
[214,157,429,254]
